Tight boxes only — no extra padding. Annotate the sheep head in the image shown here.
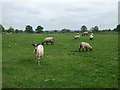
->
[32,44,40,50]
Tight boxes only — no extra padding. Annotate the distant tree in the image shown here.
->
[19,30,23,33]
[108,29,111,31]
[7,26,14,33]
[15,29,23,33]
[0,24,5,33]
[74,31,80,33]
[44,31,49,34]
[25,25,34,33]
[114,24,120,32]
[61,29,71,33]
[53,30,58,33]
[81,25,87,32]
[35,25,43,33]
[93,26,99,32]
[91,26,99,32]
[15,29,19,33]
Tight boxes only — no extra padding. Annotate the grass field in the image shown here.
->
[2,32,118,88]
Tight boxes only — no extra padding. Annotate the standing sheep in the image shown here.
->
[32,44,44,64]
[90,35,94,40]
[82,32,88,36]
[42,37,54,45]
[79,42,92,52]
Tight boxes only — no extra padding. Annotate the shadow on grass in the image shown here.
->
[71,50,79,52]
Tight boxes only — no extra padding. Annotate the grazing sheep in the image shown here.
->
[32,44,44,64]
[79,42,92,52]
[82,32,88,36]
[90,35,94,40]
[73,35,80,40]
[42,37,54,45]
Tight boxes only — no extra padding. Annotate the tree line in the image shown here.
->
[0,24,119,34]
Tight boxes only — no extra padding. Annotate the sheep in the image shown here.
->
[91,33,94,36]
[32,44,44,64]
[42,37,54,45]
[79,42,92,52]
[82,32,88,36]
[90,35,94,40]
[76,33,79,35]
[73,35,80,40]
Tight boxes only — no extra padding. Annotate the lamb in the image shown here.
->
[42,37,54,45]
[82,32,88,36]
[32,44,44,64]
[73,35,80,40]
[90,35,94,40]
[79,42,92,52]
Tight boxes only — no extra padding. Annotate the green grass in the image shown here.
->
[2,32,118,88]
[0,34,2,89]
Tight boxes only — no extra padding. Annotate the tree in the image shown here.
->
[15,29,23,33]
[7,26,14,33]
[35,25,43,33]
[81,25,87,32]
[25,25,34,33]
[44,31,49,34]
[53,30,58,33]
[61,29,71,33]
[108,29,111,31]
[74,31,79,33]
[15,29,19,33]
[114,24,120,32]
[19,30,23,33]
[93,26,99,32]
[91,26,99,32]
[0,24,5,33]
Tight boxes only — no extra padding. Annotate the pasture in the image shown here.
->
[2,32,118,88]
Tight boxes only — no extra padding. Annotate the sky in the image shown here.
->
[0,0,119,31]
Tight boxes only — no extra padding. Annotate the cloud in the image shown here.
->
[1,1,118,30]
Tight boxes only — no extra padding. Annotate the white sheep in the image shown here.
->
[82,32,88,36]
[42,37,54,45]
[79,42,92,52]
[90,35,94,40]
[73,35,80,40]
[32,44,44,64]
[76,33,79,35]
[91,33,94,36]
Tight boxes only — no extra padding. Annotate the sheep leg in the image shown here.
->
[79,48,81,52]
[82,48,84,52]
[34,56,37,62]
[37,56,40,65]
[86,48,88,52]
[46,42,48,45]
[79,44,82,52]
[51,41,53,44]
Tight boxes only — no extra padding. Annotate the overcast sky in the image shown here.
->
[0,0,119,31]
